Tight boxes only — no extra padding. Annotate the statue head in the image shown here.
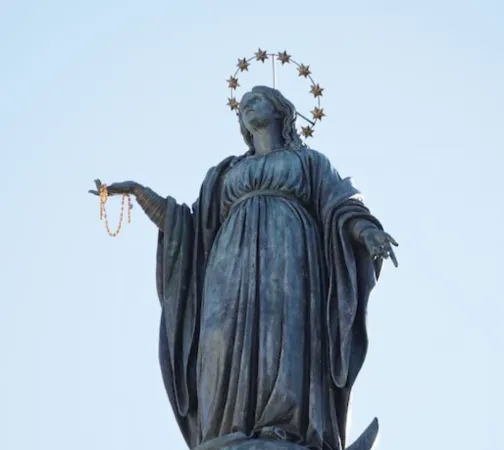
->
[238,86,306,153]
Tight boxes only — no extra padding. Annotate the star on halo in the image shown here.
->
[311,107,325,121]
[310,83,324,98]
[254,48,268,62]
[227,97,239,111]
[301,126,314,138]
[237,58,250,72]
[297,64,311,78]
[277,50,291,65]
[227,76,239,89]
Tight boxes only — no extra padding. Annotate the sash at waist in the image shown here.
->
[227,189,311,218]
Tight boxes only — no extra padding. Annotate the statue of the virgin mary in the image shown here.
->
[90,83,398,450]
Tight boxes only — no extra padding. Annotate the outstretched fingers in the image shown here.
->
[389,246,399,267]
[89,179,103,196]
[89,179,123,196]
[386,233,399,247]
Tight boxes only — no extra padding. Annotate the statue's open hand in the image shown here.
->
[88,179,140,197]
[361,228,399,267]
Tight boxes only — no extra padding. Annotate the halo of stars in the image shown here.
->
[226,48,326,139]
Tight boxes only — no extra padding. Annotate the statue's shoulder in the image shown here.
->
[299,147,331,164]
[203,155,239,178]
[197,155,242,197]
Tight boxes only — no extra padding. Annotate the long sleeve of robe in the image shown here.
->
[157,156,235,448]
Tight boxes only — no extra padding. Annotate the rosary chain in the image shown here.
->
[99,184,132,237]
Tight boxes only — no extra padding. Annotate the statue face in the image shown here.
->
[240,91,279,132]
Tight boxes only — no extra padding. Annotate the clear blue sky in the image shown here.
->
[1,1,502,449]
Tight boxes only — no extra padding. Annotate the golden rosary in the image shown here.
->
[99,184,132,237]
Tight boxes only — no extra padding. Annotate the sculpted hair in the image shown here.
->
[238,86,307,154]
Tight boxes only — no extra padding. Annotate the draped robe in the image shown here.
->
[156,148,382,450]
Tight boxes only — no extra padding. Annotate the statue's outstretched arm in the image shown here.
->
[134,184,167,229]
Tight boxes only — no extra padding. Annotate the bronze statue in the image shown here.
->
[90,52,398,450]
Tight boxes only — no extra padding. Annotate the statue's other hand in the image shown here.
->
[88,179,140,197]
[361,228,399,267]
